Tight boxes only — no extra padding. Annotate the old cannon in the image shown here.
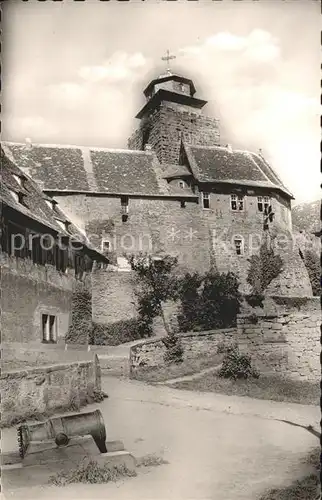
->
[17,409,107,458]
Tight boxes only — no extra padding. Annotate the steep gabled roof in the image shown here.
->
[2,142,169,196]
[183,143,293,198]
[1,147,108,262]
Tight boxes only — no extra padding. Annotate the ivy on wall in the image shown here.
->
[303,250,320,297]
[247,235,284,294]
[65,282,92,345]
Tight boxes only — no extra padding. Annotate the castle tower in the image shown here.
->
[128,59,220,164]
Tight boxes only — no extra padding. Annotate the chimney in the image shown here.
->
[226,144,233,152]
[258,148,263,156]
[144,143,153,152]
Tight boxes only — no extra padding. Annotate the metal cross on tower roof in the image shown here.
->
[161,49,176,74]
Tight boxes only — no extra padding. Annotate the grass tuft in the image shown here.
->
[49,460,137,486]
[136,454,169,468]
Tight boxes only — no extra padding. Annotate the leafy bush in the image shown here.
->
[178,271,242,332]
[218,345,259,380]
[90,318,152,346]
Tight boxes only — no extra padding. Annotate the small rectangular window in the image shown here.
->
[42,314,57,343]
[202,192,210,209]
[101,240,110,252]
[234,238,243,255]
[231,194,244,211]
[178,180,185,189]
[264,196,270,212]
[258,196,270,212]
[121,196,129,214]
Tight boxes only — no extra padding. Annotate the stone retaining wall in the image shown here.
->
[130,296,320,381]
[130,328,235,372]
[238,299,320,381]
[0,358,101,427]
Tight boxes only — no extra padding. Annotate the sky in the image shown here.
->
[2,0,320,204]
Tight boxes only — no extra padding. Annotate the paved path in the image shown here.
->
[158,364,222,385]
[2,376,319,500]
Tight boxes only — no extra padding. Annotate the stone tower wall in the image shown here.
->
[128,101,220,164]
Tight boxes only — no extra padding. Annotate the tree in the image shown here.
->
[129,253,183,363]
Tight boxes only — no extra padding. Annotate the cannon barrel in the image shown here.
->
[17,409,107,458]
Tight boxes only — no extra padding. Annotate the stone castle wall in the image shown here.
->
[92,268,138,325]
[53,188,312,322]
[128,102,220,165]
[54,193,212,274]
[0,253,80,343]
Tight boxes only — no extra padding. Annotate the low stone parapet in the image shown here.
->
[0,358,101,427]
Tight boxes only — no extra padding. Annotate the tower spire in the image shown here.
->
[161,49,176,75]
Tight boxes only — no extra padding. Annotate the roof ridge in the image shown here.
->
[242,151,272,183]
[186,143,230,152]
[252,151,288,188]
[3,141,152,156]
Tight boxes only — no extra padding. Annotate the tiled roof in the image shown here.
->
[91,149,164,193]
[0,147,107,261]
[162,164,192,179]
[3,142,168,195]
[183,143,293,198]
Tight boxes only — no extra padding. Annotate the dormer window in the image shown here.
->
[9,189,20,204]
[178,180,186,189]
[45,199,56,211]
[12,174,24,187]
[231,194,244,211]
[9,189,27,207]
[55,219,68,232]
